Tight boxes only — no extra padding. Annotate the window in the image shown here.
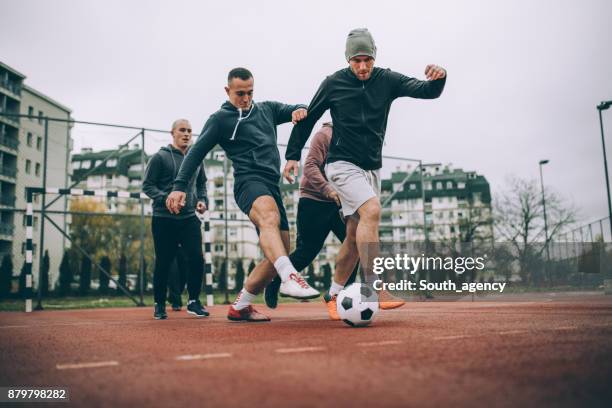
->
[26,132,33,146]
[458,182,466,189]
[94,160,103,168]
[35,162,40,177]
[36,136,42,151]
[106,159,117,167]
[424,181,432,190]
[230,244,238,251]
[38,110,44,124]
[230,213,237,220]
[436,182,443,190]
[25,159,31,174]
[72,161,81,170]
[446,181,453,189]
[28,106,34,119]
[410,183,416,190]
[81,161,91,169]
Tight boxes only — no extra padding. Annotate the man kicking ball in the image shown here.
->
[167,68,319,322]
[284,28,447,312]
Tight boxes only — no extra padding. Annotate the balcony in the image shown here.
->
[0,110,19,127]
[0,78,22,96]
[0,223,14,236]
[0,165,17,179]
[0,194,15,207]
[0,135,19,151]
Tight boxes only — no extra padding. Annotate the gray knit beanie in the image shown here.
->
[345,28,377,61]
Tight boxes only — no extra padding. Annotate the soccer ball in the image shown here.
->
[336,283,379,327]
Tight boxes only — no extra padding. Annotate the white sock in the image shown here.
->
[329,281,344,297]
[233,288,256,310]
[274,256,298,282]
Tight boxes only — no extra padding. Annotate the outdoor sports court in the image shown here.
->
[1,293,611,407]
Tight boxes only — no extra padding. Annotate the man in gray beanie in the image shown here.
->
[283,27,446,318]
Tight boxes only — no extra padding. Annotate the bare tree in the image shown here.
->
[494,177,576,284]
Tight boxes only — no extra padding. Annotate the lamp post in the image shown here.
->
[597,100,612,240]
[539,159,550,284]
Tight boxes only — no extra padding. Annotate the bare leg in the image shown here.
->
[333,216,360,285]
[245,231,291,295]
[355,197,381,283]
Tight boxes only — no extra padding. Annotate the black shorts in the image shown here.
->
[234,179,289,231]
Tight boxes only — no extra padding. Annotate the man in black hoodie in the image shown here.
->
[143,118,209,320]
[283,28,447,310]
[166,68,319,322]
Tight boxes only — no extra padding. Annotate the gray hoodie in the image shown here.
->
[143,144,208,219]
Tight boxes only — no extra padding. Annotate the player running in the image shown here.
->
[283,28,447,311]
[167,68,319,322]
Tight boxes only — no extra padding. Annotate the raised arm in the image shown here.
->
[392,65,447,99]
[270,102,308,125]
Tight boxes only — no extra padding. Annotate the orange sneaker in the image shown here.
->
[378,290,406,310]
[323,292,340,320]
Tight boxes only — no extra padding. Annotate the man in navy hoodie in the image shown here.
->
[143,118,209,320]
[166,68,319,322]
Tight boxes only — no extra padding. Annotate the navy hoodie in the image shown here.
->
[173,100,306,191]
[143,145,208,219]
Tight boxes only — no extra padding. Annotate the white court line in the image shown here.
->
[434,335,472,340]
[56,361,119,370]
[498,330,529,335]
[275,346,326,354]
[357,340,403,347]
[176,353,232,361]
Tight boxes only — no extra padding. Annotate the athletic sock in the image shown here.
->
[274,256,298,282]
[328,281,344,297]
[232,288,256,310]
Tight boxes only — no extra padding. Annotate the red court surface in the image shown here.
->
[1,293,611,408]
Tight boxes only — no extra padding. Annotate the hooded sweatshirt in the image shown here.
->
[286,67,446,170]
[173,100,306,191]
[143,144,208,219]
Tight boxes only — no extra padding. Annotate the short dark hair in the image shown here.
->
[228,67,253,84]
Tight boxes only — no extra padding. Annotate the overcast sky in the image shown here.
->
[2,0,612,228]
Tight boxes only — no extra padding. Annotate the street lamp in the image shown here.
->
[597,100,612,240]
[539,159,550,284]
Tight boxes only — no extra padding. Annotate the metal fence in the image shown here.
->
[1,112,610,310]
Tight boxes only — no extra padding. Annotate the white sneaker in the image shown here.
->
[279,273,320,299]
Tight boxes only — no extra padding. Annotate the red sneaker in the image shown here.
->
[227,305,271,322]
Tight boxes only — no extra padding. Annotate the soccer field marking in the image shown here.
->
[357,340,403,347]
[433,335,473,340]
[275,346,326,354]
[176,353,232,361]
[56,361,119,370]
[498,330,529,335]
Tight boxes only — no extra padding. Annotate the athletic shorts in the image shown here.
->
[325,160,381,217]
[234,179,289,231]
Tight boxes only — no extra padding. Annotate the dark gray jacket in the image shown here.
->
[143,145,208,219]
[286,67,446,170]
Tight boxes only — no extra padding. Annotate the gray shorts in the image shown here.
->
[325,160,381,217]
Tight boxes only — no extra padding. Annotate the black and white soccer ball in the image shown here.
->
[336,283,379,327]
